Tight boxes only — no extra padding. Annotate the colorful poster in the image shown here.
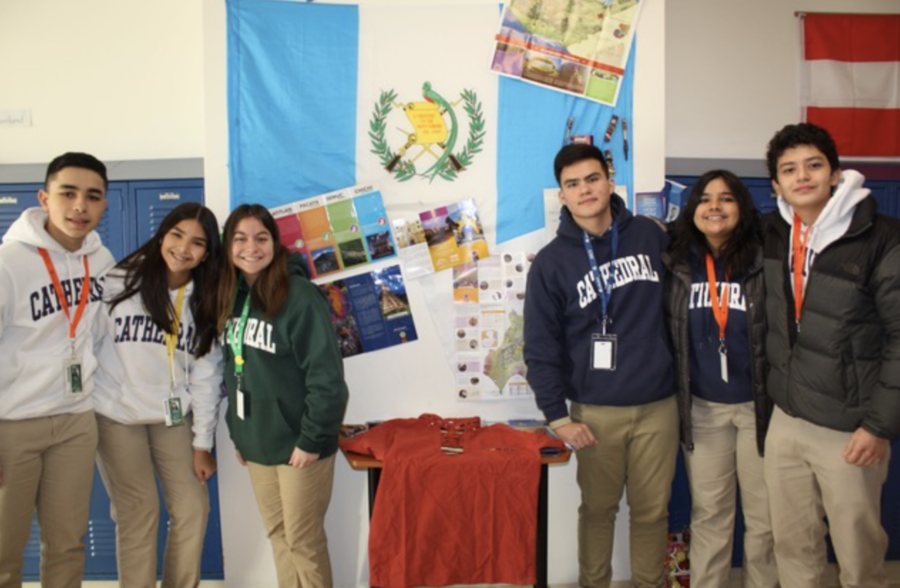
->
[491,0,643,106]
[319,265,417,358]
[453,252,534,400]
[392,217,434,280]
[270,184,397,279]
[419,199,490,273]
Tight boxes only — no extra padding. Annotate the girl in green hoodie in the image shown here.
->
[217,204,349,588]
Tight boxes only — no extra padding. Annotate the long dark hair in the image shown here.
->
[109,202,222,357]
[670,170,762,278]
[216,204,290,333]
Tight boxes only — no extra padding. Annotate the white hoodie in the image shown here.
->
[0,207,115,419]
[93,272,223,450]
[778,169,871,296]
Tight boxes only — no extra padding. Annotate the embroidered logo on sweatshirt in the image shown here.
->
[29,276,105,321]
[577,254,660,309]
[224,317,277,354]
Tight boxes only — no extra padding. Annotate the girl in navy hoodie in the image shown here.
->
[663,170,776,588]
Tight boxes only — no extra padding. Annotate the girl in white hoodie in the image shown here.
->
[93,202,224,588]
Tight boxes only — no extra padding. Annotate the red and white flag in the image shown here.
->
[801,13,900,157]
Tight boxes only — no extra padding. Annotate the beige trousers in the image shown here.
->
[96,414,210,588]
[0,411,98,588]
[246,454,336,588]
[572,395,679,588]
[683,398,778,588]
[764,406,890,588]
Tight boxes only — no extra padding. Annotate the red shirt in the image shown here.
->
[341,415,565,588]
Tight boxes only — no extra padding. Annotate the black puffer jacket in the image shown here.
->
[663,248,771,455]
[764,197,900,440]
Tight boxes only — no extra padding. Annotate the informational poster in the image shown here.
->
[452,253,534,400]
[319,265,418,358]
[392,217,435,279]
[271,184,397,279]
[491,0,643,105]
[419,198,490,272]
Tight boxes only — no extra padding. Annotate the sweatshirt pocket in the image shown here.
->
[236,396,298,464]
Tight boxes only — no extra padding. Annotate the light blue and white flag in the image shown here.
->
[227,0,634,244]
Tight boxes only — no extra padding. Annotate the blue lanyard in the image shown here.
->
[582,219,618,334]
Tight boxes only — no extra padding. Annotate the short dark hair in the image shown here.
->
[44,152,109,190]
[670,169,762,278]
[765,123,839,180]
[554,144,610,185]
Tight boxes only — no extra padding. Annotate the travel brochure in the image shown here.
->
[452,252,534,401]
[318,265,418,358]
[491,0,642,105]
[270,184,397,280]
[395,198,490,277]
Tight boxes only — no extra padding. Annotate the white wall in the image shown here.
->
[0,0,205,164]
[666,0,900,162]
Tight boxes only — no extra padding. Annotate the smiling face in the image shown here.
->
[38,167,107,252]
[772,144,841,225]
[693,177,740,253]
[231,217,275,286]
[558,158,615,235]
[160,218,208,289]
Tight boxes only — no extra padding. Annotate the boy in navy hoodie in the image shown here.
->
[524,144,678,588]
[0,153,115,588]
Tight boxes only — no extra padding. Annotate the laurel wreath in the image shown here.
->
[438,89,485,181]
[368,88,484,182]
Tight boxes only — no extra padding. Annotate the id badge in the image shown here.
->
[591,333,617,371]
[63,358,84,397]
[163,397,185,427]
[719,350,729,383]
[236,388,247,421]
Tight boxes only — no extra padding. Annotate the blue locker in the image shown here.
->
[0,184,39,235]
[0,179,223,581]
[130,180,205,246]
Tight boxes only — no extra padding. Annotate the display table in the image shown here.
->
[341,443,570,588]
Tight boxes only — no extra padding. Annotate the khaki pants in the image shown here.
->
[572,395,679,588]
[246,454,336,588]
[683,398,778,588]
[764,406,889,588]
[96,414,209,588]
[0,411,98,588]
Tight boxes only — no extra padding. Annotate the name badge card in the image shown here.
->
[236,388,247,420]
[591,333,617,371]
[164,397,185,427]
[63,358,84,397]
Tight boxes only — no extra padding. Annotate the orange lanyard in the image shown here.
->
[704,253,729,346]
[38,248,90,355]
[791,214,811,327]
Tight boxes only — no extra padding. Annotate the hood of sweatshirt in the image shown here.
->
[777,169,870,255]
[3,207,106,256]
[288,251,311,280]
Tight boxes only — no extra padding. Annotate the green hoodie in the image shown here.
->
[224,254,348,465]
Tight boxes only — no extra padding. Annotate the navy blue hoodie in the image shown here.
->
[524,195,675,422]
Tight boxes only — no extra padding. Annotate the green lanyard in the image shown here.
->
[227,292,252,389]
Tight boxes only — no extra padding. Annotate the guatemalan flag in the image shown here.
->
[801,13,900,157]
[227,0,634,245]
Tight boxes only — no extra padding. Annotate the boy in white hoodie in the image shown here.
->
[0,153,115,588]
[762,123,900,588]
